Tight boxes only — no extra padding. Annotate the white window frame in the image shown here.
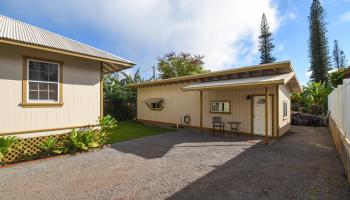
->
[283,101,288,119]
[210,101,230,114]
[27,59,60,103]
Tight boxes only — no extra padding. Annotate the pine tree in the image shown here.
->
[333,40,340,70]
[258,13,276,64]
[333,40,347,70]
[339,50,347,68]
[308,0,331,83]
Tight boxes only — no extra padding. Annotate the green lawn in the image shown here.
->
[106,121,174,144]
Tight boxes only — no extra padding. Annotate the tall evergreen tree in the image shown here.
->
[308,0,331,83]
[332,40,347,70]
[339,50,347,68]
[333,40,340,70]
[258,13,276,64]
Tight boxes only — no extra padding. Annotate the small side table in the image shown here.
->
[227,121,241,136]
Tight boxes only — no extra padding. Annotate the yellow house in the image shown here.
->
[0,15,134,137]
[130,61,302,141]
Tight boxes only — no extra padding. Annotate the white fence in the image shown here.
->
[328,78,350,140]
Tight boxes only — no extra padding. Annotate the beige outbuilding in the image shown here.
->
[130,61,302,143]
[0,15,134,137]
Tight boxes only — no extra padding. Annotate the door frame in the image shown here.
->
[251,94,275,137]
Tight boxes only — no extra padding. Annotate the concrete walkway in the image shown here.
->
[0,126,349,200]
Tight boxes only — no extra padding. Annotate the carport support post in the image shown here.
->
[265,87,269,144]
[200,90,203,134]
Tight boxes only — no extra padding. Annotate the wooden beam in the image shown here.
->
[100,62,104,118]
[265,87,269,144]
[200,90,203,134]
[276,85,280,138]
[0,124,99,136]
[272,93,275,138]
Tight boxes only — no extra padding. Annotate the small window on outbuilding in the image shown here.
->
[283,101,288,119]
[143,98,164,110]
[210,101,230,113]
[151,102,162,110]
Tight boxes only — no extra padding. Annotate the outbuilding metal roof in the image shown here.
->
[182,72,296,91]
[0,15,134,72]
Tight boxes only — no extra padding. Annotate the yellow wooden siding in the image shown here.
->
[0,43,100,134]
[278,84,291,136]
[137,83,201,126]
[137,83,277,134]
[202,87,276,133]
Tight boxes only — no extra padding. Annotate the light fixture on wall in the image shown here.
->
[246,95,251,100]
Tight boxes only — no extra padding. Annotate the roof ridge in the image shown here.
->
[0,15,133,64]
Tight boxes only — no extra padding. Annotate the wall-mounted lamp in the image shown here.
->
[246,95,251,100]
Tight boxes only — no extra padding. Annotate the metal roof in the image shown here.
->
[182,72,296,91]
[130,61,295,88]
[0,15,134,72]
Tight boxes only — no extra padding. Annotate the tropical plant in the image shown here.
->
[38,137,61,157]
[302,82,332,115]
[258,13,276,64]
[99,115,118,133]
[0,136,18,159]
[80,129,100,149]
[157,52,209,79]
[104,69,143,120]
[66,129,89,152]
[291,93,306,112]
[65,127,107,153]
[308,0,331,83]
[97,115,117,145]
[329,69,345,88]
[292,82,332,115]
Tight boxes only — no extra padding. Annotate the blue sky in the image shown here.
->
[1,0,349,86]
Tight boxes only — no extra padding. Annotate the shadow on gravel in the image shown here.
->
[110,129,264,159]
[166,126,350,200]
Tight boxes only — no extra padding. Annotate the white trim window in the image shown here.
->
[283,101,288,119]
[27,59,60,103]
[210,101,230,113]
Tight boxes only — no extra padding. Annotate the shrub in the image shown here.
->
[292,82,332,115]
[0,136,18,160]
[98,115,117,145]
[38,137,62,157]
[329,69,345,88]
[65,127,106,153]
[1,116,118,165]
[99,115,117,133]
[66,129,89,152]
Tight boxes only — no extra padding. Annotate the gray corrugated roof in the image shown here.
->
[182,72,295,91]
[0,15,134,66]
[129,61,295,88]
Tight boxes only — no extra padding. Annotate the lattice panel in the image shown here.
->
[1,133,68,164]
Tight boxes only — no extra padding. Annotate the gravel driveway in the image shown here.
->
[0,126,349,200]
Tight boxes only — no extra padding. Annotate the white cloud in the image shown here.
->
[12,0,284,71]
[305,71,312,78]
[340,11,350,22]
